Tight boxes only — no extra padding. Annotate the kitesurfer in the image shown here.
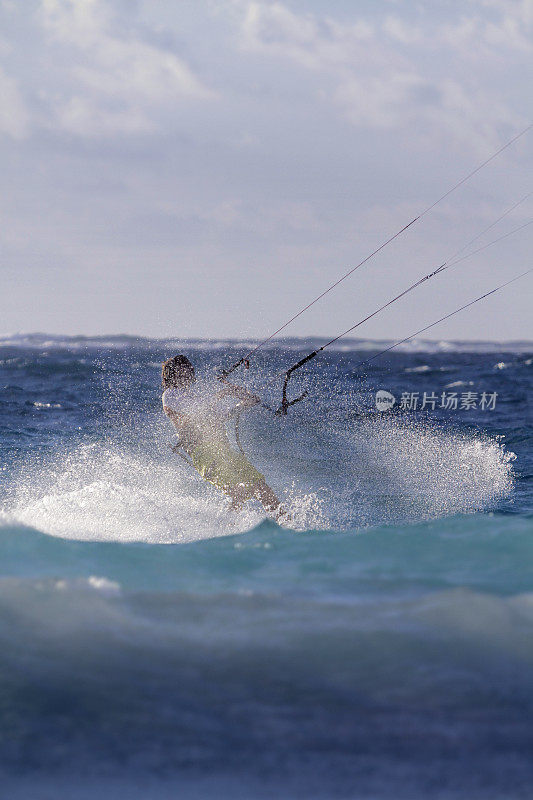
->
[162,355,289,521]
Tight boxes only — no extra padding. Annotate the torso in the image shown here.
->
[162,382,234,452]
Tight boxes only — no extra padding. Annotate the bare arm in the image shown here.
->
[163,405,184,426]
[217,382,261,410]
[163,405,202,450]
[163,405,193,438]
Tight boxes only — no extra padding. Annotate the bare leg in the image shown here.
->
[226,483,247,511]
[253,480,291,522]
[225,480,291,523]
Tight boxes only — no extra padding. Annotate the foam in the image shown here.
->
[3,402,514,542]
[309,410,516,529]
[4,438,326,543]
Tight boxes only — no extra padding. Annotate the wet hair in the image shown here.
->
[161,354,196,390]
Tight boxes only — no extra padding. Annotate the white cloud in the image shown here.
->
[0,0,530,339]
[332,72,419,130]
[440,9,532,54]
[471,0,533,28]
[483,16,532,51]
[39,0,214,137]
[383,16,423,45]
[57,94,155,136]
[235,0,529,149]
[241,2,376,70]
[239,1,422,130]
[41,0,105,45]
[0,66,29,138]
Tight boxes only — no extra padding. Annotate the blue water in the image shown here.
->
[1,334,532,799]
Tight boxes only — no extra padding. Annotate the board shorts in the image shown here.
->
[189,441,266,497]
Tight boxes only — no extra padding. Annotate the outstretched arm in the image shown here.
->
[217,382,261,409]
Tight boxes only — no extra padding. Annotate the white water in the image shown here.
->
[3,411,514,543]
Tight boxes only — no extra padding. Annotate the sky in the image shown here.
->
[1,0,532,341]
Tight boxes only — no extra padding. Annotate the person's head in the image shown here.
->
[161,355,196,390]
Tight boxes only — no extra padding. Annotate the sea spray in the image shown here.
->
[0,337,531,798]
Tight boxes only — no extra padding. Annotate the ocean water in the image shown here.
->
[0,333,532,799]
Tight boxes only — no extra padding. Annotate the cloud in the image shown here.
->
[239,1,426,130]
[0,0,530,339]
[383,16,424,45]
[39,0,214,137]
[471,0,533,28]
[0,66,29,138]
[241,2,376,70]
[236,0,528,148]
[56,94,156,136]
[441,4,532,54]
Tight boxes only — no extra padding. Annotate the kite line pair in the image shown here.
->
[218,124,533,415]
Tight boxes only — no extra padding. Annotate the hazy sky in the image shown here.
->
[1,0,532,340]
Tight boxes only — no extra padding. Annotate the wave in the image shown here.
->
[1,332,532,353]
[0,516,532,794]
[1,409,514,543]
[1,513,532,796]
[1,512,532,595]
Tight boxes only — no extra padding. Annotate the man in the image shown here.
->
[162,354,289,521]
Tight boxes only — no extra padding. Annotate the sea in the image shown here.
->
[0,333,532,799]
